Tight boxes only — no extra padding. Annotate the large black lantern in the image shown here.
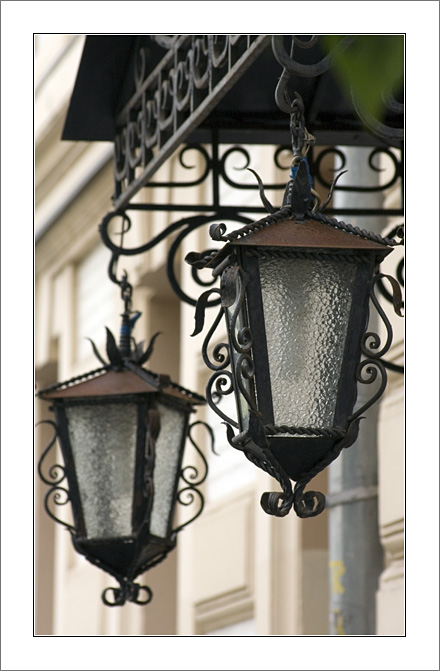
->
[37,322,208,606]
[186,157,403,520]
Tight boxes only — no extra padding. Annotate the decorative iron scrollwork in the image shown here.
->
[350,270,404,422]
[102,581,153,607]
[187,157,404,518]
[272,35,355,92]
[99,210,252,307]
[272,35,403,147]
[113,35,270,209]
[311,146,402,197]
[225,421,295,518]
[206,370,238,428]
[37,420,75,533]
[173,421,214,534]
[291,418,362,518]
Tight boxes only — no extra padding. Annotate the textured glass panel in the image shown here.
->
[66,403,137,539]
[258,255,356,427]
[149,403,186,538]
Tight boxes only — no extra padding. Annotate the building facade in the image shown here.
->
[35,34,404,636]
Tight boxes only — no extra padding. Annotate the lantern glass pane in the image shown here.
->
[65,402,138,539]
[149,403,186,538]
[258,255,356,427]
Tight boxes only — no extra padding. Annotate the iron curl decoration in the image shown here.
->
[190,285,231,372]
[164,216,233,308]
[311,146,402,195]
[349,359,388,423]
[225,266,252,353]
[224,265,259,417]
[99,211,252,308]
[224,422,295,518]
[37,419,65,486]
[272,35,355,98]
[182,421,213,485]
[292,417,362,518]
[172,421,215,535]
[235,353,257,412]
[205,370,238,428]
[202,307,231,372]
[218,146,288,195]
[113,35,270,208]
[43,486,75,532]
[102,581,153,607]
[272,35,403,147]
[37,420,75,532]
[376,225,404,307]
[349,268,403,419]
[351,81,404,147]
[361,271,403,363]
[148,144,212,188]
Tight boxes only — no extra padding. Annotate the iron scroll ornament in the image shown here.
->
[99,210,253,308]
[112,35,270,209]
[272,35,404,148]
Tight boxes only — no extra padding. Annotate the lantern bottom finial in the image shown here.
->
[102,580,153,607]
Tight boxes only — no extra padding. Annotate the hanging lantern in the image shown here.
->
[37,318,209,606]
[186,150,403,519]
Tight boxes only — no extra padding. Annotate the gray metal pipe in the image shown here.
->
[328,146,386,635]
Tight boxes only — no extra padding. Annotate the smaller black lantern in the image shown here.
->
[186,159,403,520]
[37,321,208,606]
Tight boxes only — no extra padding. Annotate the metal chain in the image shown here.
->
[289,92,316,160]
[119,270,133,315]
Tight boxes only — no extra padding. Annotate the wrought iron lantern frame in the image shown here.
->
[184,106,403,519]
[37,295,211,606]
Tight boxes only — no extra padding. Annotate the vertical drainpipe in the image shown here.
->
[328,146,385,635]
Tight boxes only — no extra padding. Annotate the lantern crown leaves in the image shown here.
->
[247,168,276,214]
[87,325,162,368]
[106,327,124,367]
[136,331,162,365]
[86,337,108,366]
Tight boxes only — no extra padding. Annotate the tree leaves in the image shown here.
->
[322,35,404,123]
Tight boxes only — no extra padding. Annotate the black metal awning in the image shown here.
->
[61,35,403,213]
[63,34,376,144]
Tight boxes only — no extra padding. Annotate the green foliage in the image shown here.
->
[321,35,404,121]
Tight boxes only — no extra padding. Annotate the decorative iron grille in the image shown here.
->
[113,35,271,209]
